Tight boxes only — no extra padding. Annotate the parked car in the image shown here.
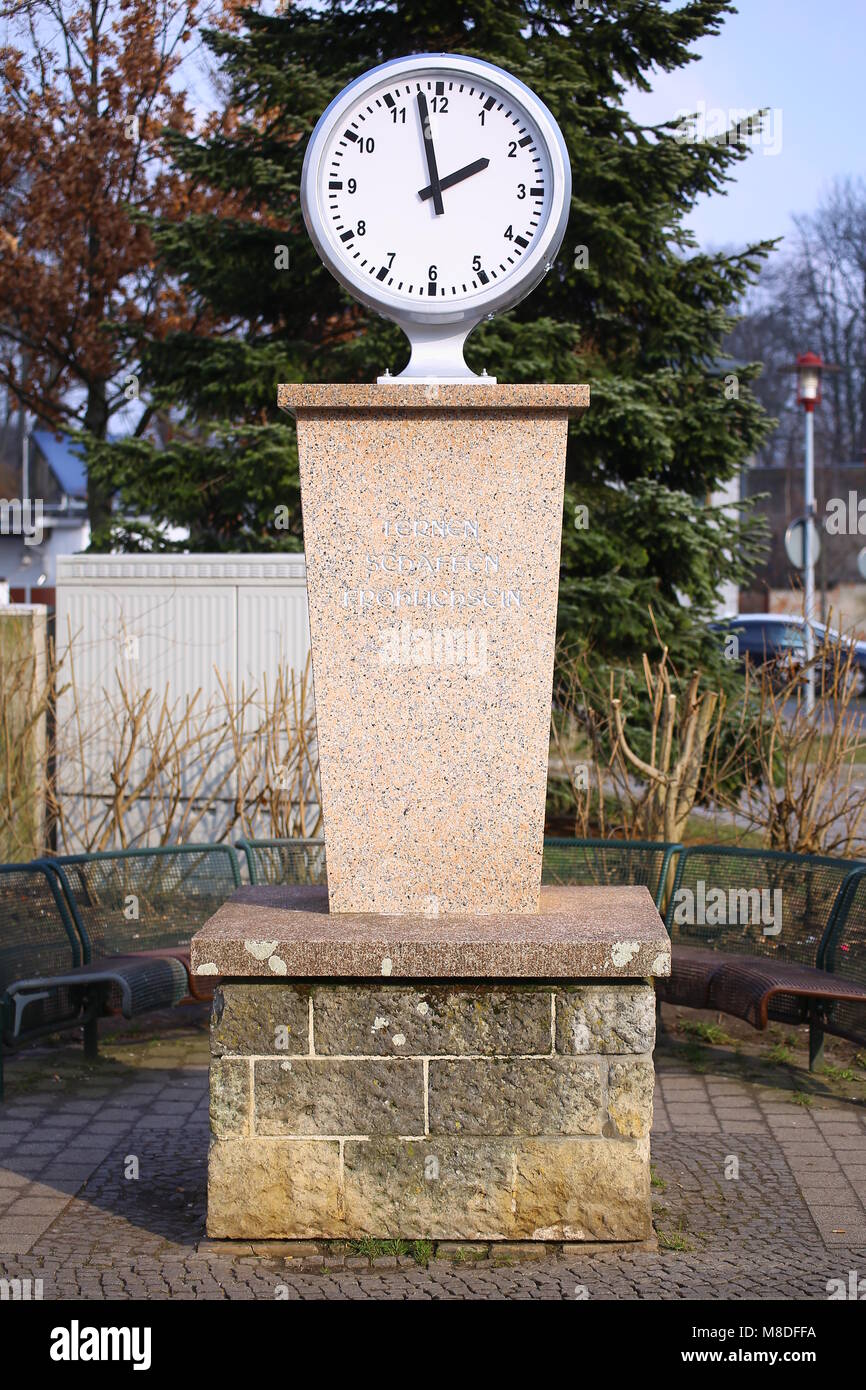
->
[707,614,866,694]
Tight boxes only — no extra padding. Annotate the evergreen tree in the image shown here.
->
[87,0,773,665]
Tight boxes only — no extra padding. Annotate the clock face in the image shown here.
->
[302,54,570,328]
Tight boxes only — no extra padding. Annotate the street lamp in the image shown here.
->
[794,350,824,410]
[782,351,838,714]
[797,352,821,715]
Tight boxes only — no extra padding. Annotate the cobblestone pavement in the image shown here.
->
[1,1015,865,1300]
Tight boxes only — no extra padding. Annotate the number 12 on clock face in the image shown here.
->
[302,53,570,321]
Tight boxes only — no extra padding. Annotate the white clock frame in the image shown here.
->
[300,52,572,382]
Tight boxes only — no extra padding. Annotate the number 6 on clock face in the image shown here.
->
[300,52,572,382]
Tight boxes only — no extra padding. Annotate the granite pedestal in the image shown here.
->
[277,384,588,915]
[193,884,670,1242]
[193,377,670,1242]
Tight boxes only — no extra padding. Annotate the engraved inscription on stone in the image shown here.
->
[340,514,523,614]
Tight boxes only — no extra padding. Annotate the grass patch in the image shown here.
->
[678,1019,735,1047]
[657,1219,693,1253]
[680,1042,709,1073]
[822,1064,858,1083]
[678,817,766,849]
[767,1043,795,1066]
[806,735,866,767]
[650,1165,667,1192]
[412,1240,434,1266]
[347,1237,409,1259]
[790,1089,813,1108]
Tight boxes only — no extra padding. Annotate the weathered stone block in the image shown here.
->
[210,1058,250,1138]
[555,984,655,1055]
[313,984,552,1056]
[254,1059,424,1136]
[207,1138,342,1239]
[210,983,309,1056]
[428,1059,602,1136]
[607,1059,655,1138]
[342,1137,651,1241]
[205,976,658,1241]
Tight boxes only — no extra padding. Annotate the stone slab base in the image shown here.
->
[196,1237,659,1266]
[207,979,656,1242]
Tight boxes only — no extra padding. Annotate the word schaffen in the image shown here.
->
[49,1321,152,1371]
[671,880,782,936]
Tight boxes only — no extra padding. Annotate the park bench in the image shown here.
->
[813,863,866,1057]
[45,844,243,1002]
[0,862,189,1100]
[657,845,866,1068]
[236,837,326,886]
[236,836,681,907]
[542,837,681,911]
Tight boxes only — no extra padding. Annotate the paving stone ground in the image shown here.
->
[1,1005,865,1300]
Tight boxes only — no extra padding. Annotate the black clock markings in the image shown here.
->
[323,78,549,304]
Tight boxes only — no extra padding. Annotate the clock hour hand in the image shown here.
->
[417,92,444,216]
[418,156,490,202]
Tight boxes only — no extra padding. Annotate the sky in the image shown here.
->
[625,0,866,253]
[172,1,866,257]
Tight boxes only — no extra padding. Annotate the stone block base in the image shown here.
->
[206,979,656,1242]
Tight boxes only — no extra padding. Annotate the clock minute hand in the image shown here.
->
[417,92,444,215]
[418,156,490,202]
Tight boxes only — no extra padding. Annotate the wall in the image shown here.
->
[0,605,48,859]
[55,554,312,848]
[741,461,866,625]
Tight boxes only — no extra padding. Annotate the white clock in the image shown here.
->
[300,52,571,382]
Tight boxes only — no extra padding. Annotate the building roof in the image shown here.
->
[32,430,87,500]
